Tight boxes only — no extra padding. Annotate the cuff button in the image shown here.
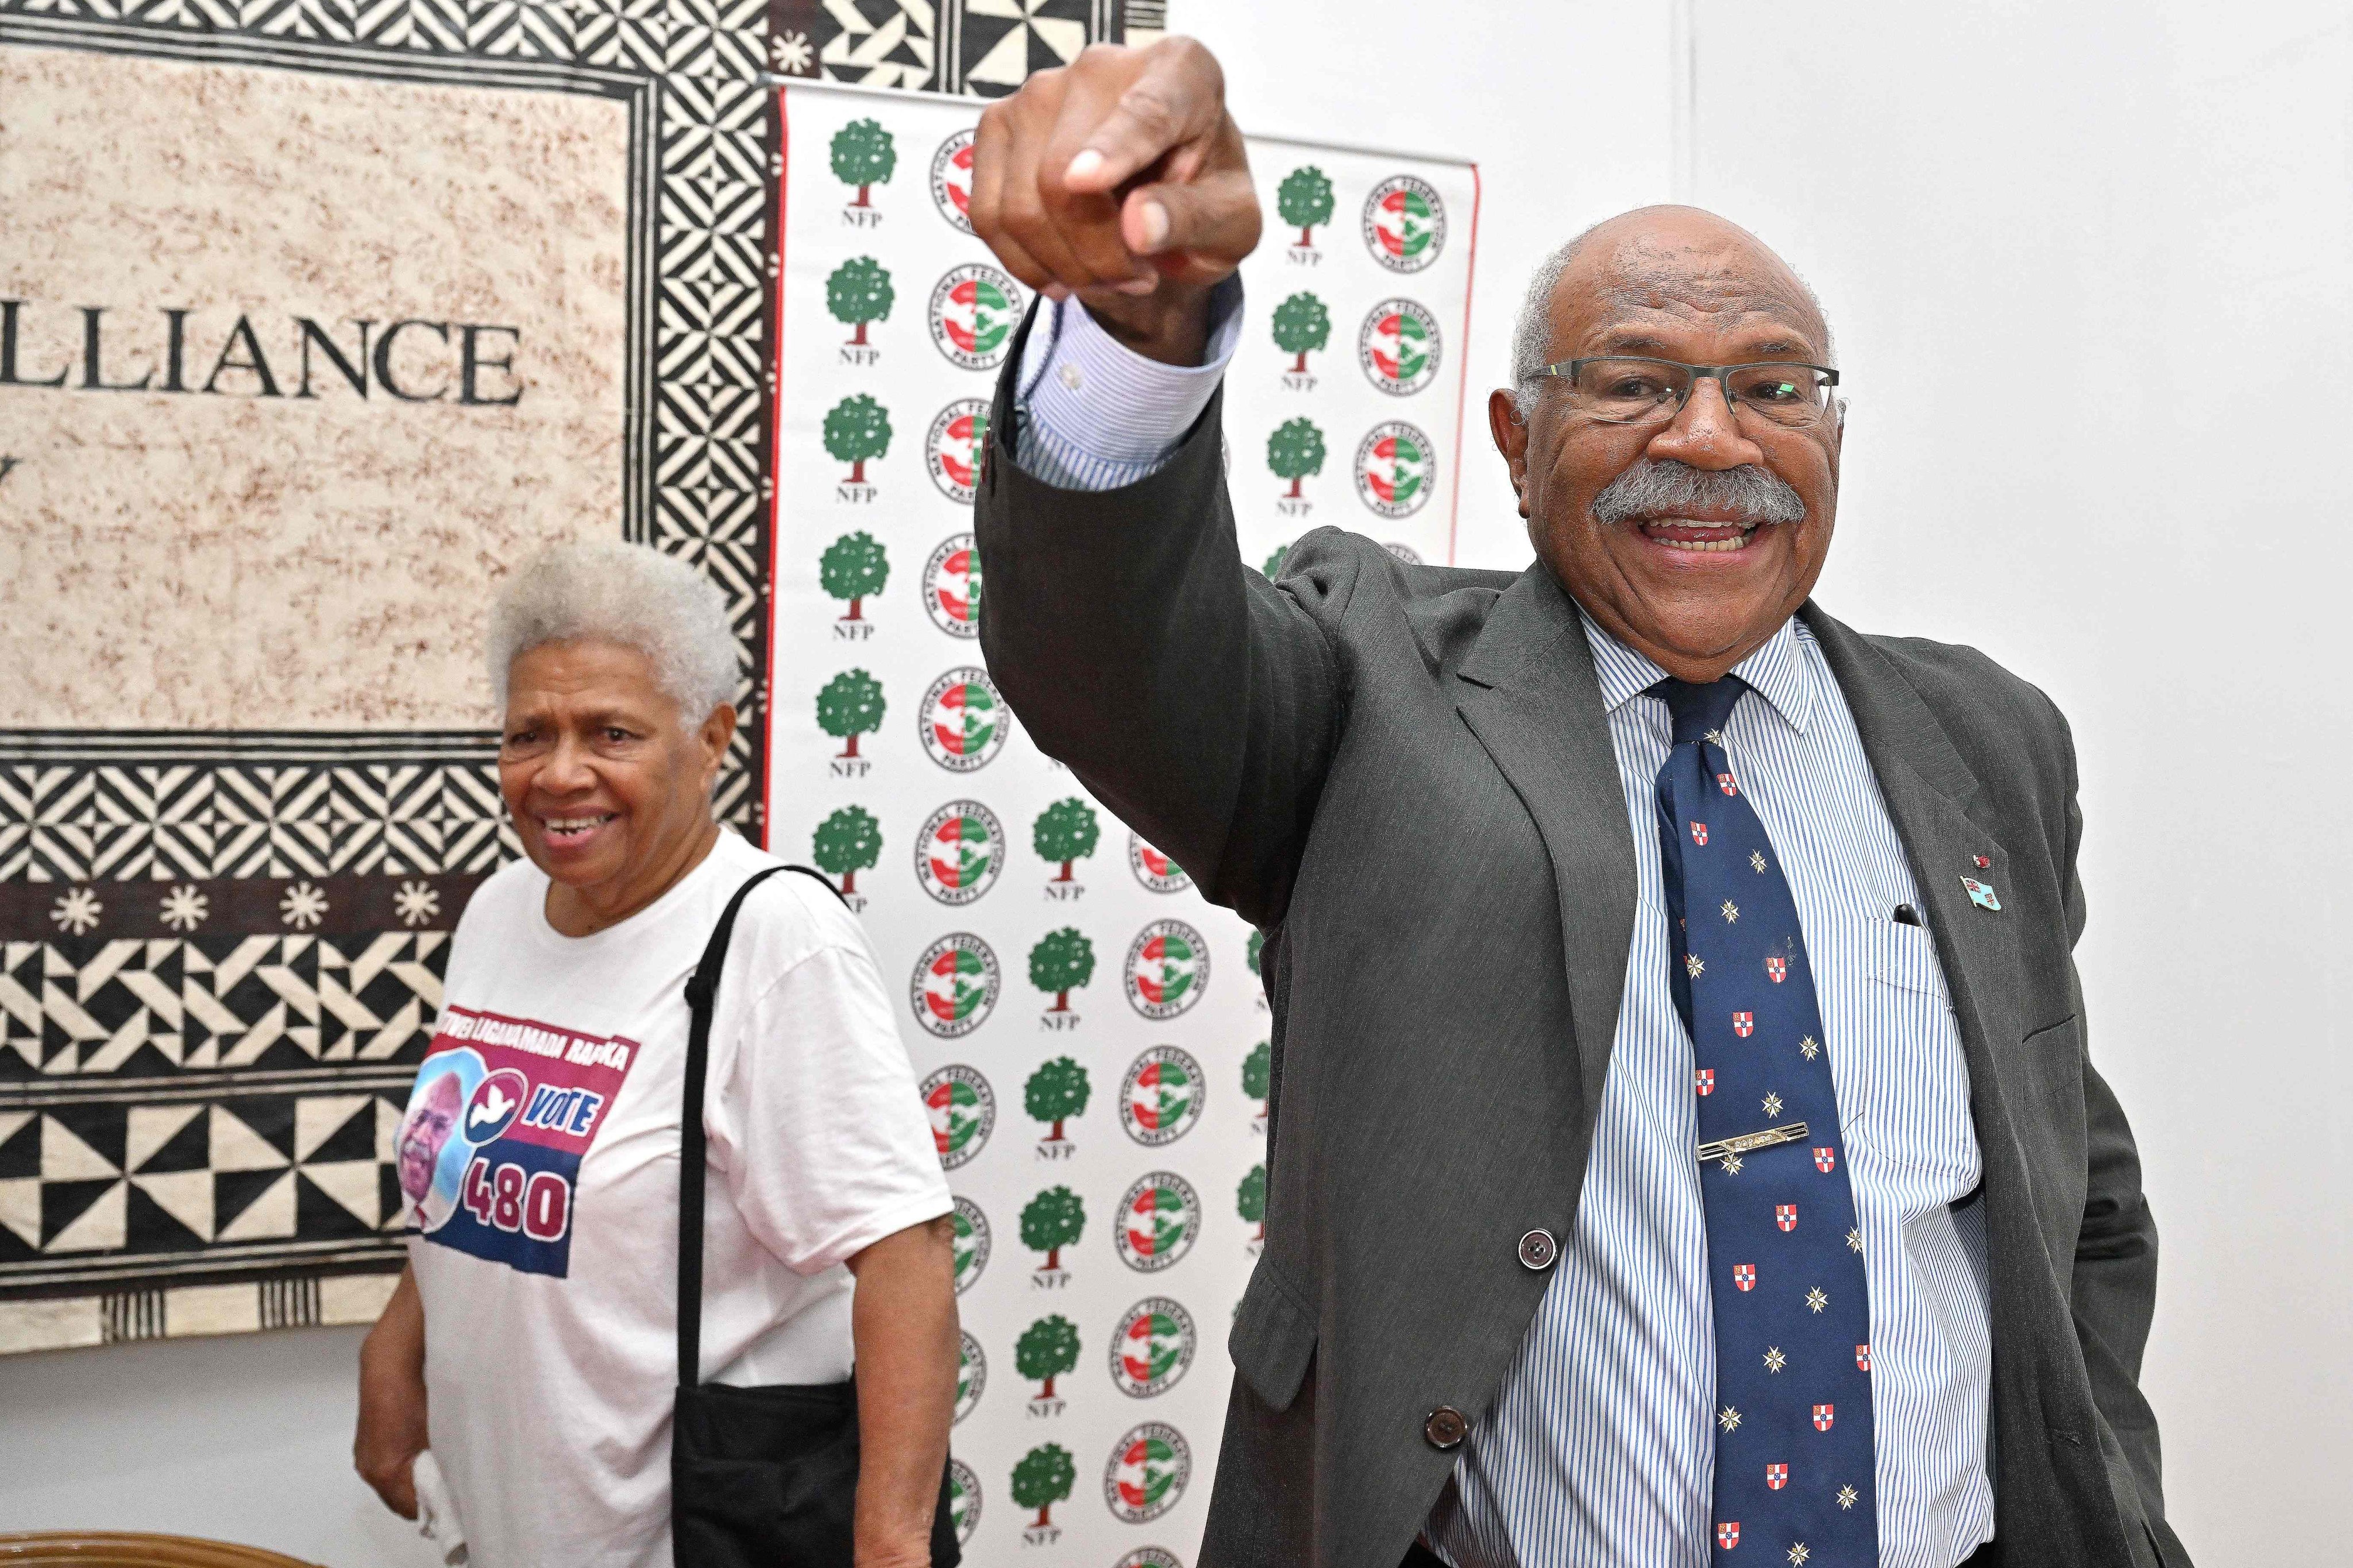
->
[1424,1406,1469,1450]
[1517,1227,1559,1270]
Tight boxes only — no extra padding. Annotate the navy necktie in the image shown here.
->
[1652,676,1877,1566]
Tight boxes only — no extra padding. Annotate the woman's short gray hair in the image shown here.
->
[488,541,739,721]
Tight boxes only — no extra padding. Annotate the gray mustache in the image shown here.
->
[1591,458,1807,527]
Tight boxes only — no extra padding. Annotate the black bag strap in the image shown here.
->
[677,863,850,1388]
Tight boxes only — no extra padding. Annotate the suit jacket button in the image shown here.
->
[1517,1228,1559,1270]
[1424,1406,1468,1450]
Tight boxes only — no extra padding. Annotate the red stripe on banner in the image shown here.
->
[761,84,791,850]
[1446,161,1482,566]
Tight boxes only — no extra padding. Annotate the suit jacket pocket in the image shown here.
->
[1228,1263,1317,1413]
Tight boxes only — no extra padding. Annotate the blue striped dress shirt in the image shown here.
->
[1010,287,1998,1568]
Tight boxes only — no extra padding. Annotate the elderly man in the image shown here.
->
[967,38,2189,1568]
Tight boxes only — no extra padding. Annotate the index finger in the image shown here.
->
[1058,38,1225,194]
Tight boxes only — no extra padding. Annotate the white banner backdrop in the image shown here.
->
[768,79,1477,1566]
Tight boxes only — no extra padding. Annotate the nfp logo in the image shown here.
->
[928,262,1024,370]
[911,933,1001,1038]
[955,1330,987,1423]
[946,1457,981,1544]
[1128,832,1191,893]
[916,800,1003,905]
[1110,1296,1198,1398]
[920,1064,994,1170]
[1124,920,1209,1019]
[1361,173,1446,273]
[1120,1045,1204,1147]
[1354,420,1435,519]
[1113,1551,1185,1568]
[925,403,990,507]
[919,667,1008,771]
[921,530,983,637]
[950,1197,990,1294]
[929,127,976,233]
[1115,1172,1200,1273]
[1358,299,1441,396]
[1102,1422,1191,1524]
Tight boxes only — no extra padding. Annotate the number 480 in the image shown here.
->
[461,1156,570,1242]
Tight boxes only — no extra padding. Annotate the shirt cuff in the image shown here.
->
[1012,275,1244,491]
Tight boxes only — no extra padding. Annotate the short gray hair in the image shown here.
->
[1509,219,1837,419]
[488,541,739,721]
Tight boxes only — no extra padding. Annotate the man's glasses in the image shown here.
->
[1525,357,1841,429]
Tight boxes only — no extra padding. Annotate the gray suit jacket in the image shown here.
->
[974,323,2188,1568]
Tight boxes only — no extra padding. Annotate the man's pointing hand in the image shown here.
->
[971,38,1260,365]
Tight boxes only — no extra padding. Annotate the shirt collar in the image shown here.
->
[1577,609,1818,736]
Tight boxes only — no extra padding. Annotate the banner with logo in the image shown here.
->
[768,79,1476,1566]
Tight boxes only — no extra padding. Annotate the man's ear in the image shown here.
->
[699,702,739,787]
[1487,388,1532,520]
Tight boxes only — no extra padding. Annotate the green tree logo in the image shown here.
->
[1010,1442,1076,1530]
[1015,1314,1081,1400]
[1276,165,1335,246]
[1271,291,1330,373]
[1026,1055,1091,1141]
[827,256,894,346]
[1237,1163,1267,1242]
[831,118,896,207]
[823,393,892,484]
[819,530,889,620]
[811,804,881,894]
[1021,1184,1085,1270]
[1267,416,1326,500]
[1029,927,1095,1013]
[1033,796,1100,882]
[1242,1040,1270,1115]
[1262,544,1290,578]
[815,669,885,759]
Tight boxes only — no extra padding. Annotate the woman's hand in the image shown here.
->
[845,1215,961,1566]
[354,1264,430,1520]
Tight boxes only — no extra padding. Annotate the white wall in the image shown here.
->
[5,3,2340,1561]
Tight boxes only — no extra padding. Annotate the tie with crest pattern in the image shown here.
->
[1652,675,1878,1567]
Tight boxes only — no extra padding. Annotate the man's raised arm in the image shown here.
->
[971,41,1353,929]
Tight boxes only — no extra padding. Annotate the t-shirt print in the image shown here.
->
[396,1005,640,1277]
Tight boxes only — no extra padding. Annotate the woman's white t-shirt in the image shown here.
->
[399,830,951,1568]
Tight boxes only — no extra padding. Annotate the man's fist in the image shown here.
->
[971,38,1260,364]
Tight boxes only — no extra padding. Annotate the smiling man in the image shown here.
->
[967,37,2190,1568]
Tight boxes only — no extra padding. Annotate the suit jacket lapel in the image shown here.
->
[1454,567,1640,1129]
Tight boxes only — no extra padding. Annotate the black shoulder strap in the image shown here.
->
[676,863,842,1387]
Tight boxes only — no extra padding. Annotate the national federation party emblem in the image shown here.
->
[912,933,1001,1038]
[1103,1422,1191,1524]
[929,127,977,233]
[951,1196,991,1293]
[921,530,983,635]
[1116,1172,1200,1272]
[1128,832,1191,893]
[946,1457,982,1544]
[920,1064,994,1169]
[925,405,989,507]
[919,667,1008,771]
[1113,1551,1186,1568]
[955,1329,987,1422]
[1110,1296,1198,1398]
[916,800,1004,905]
[1355,421,1435,519]
[1359,299,1441,395]
[1362,173,1446,272]
[929,262,1024,369]
[1124,920,1209,1019]
[1120,1046,1205,1147]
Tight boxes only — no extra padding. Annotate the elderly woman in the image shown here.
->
[355,542,957,1567]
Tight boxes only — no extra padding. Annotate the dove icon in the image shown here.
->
[464,1068,531,1142]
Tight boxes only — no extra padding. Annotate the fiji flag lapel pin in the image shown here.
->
[1960,856,2002,913]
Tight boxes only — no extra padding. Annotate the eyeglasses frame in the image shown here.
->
[1524,356,1843,427]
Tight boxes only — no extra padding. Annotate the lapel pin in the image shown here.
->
[1959,876,2001,912]
[1972,854,1992,870]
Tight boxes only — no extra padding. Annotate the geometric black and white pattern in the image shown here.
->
[769,0,1136,96]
